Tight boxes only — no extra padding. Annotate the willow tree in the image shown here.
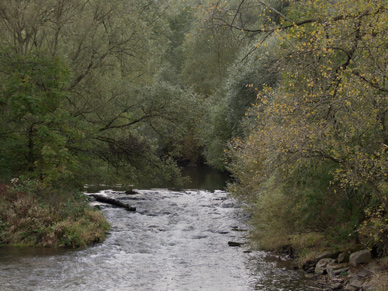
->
[181,0,287,167]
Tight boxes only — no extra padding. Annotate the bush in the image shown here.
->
[0,180,109,248]
[358,204,388,257]
[228,151,367,255]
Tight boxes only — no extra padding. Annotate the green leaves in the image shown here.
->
[0,0,207,187]
[221,0,388,251]
[1,51,67,115]
[0,49,78,184]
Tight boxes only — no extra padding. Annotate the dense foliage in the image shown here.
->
[0,181,109,247]
[1,0,388,259]
[0,0,204,247]
[214,0,388,256]
[0,0,203,187]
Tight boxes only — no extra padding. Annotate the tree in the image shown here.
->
[226,0,388,251]
[0,49,78,184]
[181,0,285,167]
[0,0,202,186]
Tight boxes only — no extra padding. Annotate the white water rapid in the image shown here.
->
[0,189,316,290]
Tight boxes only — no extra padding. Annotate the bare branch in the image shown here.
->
[257,0,293,24]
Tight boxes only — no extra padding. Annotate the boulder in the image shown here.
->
[316,251,341,261]
[357,269,371,279]
[227,241,244,247]
[331,283,343,290]
[379,256,388,267]
[349,278,364,289]
[349,249,371,267]
[220,202,235,208]
[344,283,358,291]
[337,252,349,264]
[315,258,335,274]
[327,263,349,279]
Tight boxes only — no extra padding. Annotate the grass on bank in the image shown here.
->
[243,180,388,263]
[246,198,388,290]
[0,180,109,248]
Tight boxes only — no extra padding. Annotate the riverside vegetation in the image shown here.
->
[0,180,109,247]
[0,1,388,288]
[207,0,388,289]
[0,0,201,248]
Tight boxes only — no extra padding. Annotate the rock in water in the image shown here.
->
[228,241,244,247]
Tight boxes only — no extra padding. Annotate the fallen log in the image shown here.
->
[90,194,136,211]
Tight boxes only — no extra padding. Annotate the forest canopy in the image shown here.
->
[0,0,203,187]
[1,0,388,256]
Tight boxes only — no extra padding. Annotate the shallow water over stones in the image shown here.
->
[0,189,317,290]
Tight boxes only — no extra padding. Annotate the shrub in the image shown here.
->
[0,180,109,248]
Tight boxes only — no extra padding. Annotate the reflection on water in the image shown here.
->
[85,166,230,192]
[140,166,230,190]
[175,166,229,191]
[0,246,74,263]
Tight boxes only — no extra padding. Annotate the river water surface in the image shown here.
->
[0,187,318,290]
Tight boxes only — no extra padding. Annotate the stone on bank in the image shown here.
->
[349,249,372,267]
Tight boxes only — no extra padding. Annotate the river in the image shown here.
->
[0,169,318,290]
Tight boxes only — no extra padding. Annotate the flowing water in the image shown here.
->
[0,184,319,290]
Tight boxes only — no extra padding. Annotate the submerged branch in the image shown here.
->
[90,194,136,211]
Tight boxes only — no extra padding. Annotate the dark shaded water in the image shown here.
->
[152,166,230,191]
[0,168,318,290]
[177,166,229,191]
[85,166,230,193]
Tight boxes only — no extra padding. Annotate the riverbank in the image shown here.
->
[303,249,388,290]
[270,242,388,291]
[0,182,109,248]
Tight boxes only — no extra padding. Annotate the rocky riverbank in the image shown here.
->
[299,249,388,290]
